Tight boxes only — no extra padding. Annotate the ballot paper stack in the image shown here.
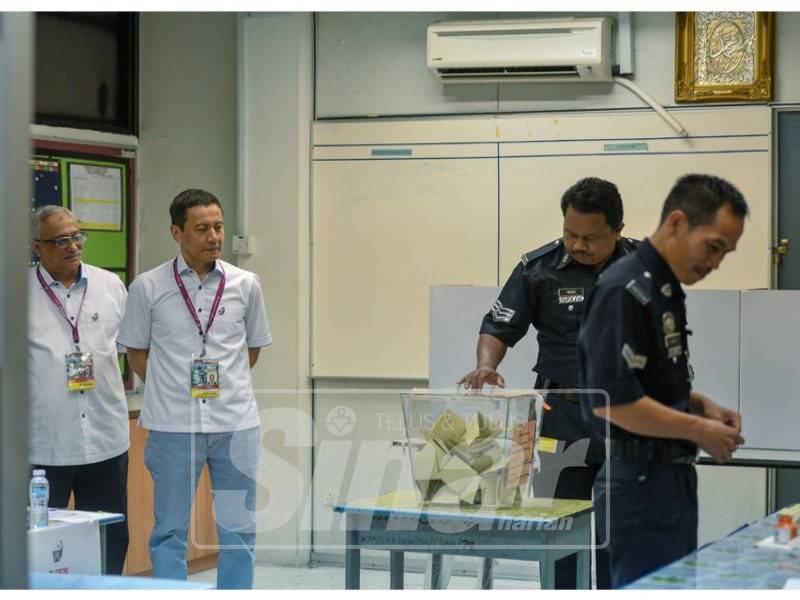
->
[401,389,538,508]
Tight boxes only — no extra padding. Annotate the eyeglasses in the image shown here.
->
[34,233,88,248]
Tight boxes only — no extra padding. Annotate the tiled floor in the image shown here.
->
[189,563,534,590]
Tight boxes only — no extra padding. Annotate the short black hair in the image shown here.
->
[169,189,223,229]
[659,174,748,228]
[560,177,624,230]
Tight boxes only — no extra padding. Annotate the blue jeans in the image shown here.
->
[144,427,260,589]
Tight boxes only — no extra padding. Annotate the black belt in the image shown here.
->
[609,439,697,464]
[539,379,582,404]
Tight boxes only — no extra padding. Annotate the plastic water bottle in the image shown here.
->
[29,469,49,529]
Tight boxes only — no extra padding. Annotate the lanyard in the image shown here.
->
[36,266,88,350]
[173,258,226,357]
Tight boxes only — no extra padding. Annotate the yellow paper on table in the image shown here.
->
[536,436,559,454]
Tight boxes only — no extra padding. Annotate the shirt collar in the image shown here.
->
[555,239,628,272]
[637,238,685,299]
[37,263,85,288]
[176,254,223,280]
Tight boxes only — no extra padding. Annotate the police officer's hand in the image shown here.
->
[694,418,745,464]
[458,367,506,390]
[691,392,742,433]
[705,403,742,433]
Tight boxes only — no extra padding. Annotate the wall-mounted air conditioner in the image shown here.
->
[427,17,613,84]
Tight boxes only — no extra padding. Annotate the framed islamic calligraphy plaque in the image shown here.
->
[675,12,774,103]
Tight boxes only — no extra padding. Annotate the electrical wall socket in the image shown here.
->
[232,234,255,255]
[322,489,339,507]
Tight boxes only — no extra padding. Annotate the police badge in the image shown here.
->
[663,311,683,359]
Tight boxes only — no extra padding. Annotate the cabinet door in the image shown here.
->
[124,419,219,574]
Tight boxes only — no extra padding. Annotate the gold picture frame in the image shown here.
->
[675,12,774,103]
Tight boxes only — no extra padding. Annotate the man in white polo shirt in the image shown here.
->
[29,205,130,574]
[118,189,270,589]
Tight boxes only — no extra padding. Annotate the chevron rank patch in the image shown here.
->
[490,300,515,324]
[621,343,647,370]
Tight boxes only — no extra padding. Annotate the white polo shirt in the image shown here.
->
[28,263,130,466]
[118,255,271,433]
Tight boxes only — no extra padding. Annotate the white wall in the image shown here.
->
[137,12,238,274]
[316,12,800,118]
[237,12,314,566]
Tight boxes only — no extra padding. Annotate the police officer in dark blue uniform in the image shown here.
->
[459,177,637,589]
[578,174,748,588]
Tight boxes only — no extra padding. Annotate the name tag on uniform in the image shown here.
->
[191,357,221,399]
[558,287,584,304]
[65,352,96,392]
[665,332,683,359]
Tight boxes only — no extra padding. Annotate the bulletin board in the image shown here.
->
[311,106,772,380]
[31,150,131,284]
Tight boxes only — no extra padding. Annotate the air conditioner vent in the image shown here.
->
[427,17,613,84]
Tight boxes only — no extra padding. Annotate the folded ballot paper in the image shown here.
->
[401,389,538,508]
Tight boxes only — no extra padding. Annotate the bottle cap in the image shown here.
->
[778,514,794,526]
[32,469,46,477]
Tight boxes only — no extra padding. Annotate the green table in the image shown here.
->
[333,490,593,589]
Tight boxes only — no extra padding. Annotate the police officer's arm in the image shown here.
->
[689,390,742,433]
[582,286,744,464]
[459,261,535,389]
[459,334,508,389]
[595,398,744,463]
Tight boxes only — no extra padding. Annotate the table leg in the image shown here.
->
[389,551,404,589]
[576,549,591,589]
[100,525,108,575]
[426,553,451,589]
[478,557,494,589]
[539,557,555,590]
[345,515,361,590]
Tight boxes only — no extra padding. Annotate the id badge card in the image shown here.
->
[66,352,96,391]
[191,356,220,399]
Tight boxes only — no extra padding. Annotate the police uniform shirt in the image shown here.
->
[28,263,130,466]
[578,238,695,443]
[480,237,638,387]
[117,255,271,433]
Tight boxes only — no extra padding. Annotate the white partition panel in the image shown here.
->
[740,291,800,454]
[685,290,741,414]
[429,286,539,390]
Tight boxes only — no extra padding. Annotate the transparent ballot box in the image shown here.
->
[401,389,539,508]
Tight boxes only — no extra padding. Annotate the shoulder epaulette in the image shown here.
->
[520,239,562,267]
[622,237,641,254]
[625,277,652,305]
